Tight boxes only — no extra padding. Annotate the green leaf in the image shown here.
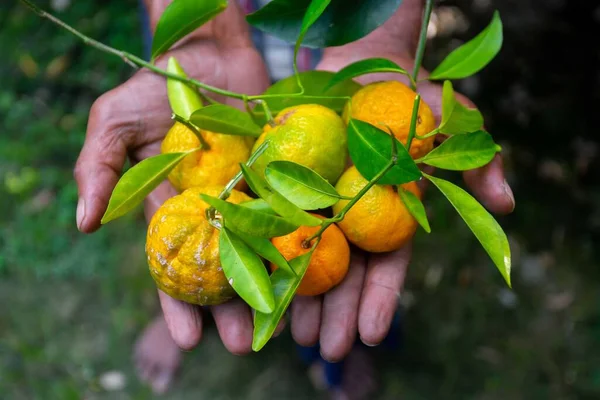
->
[166,57,203,119]
[292,0,332,81]
[247,0,402,49]
[256,71,361,124]
[219,228,275,313]
[265,161,342,210]
[151,0,228,60]
[325,58,409,90]
[418,130,500,171]
[347,119,421,185]
[429,11,503,80]
[240,199,275,214]
[240,164,321,227]
[424,174,511,286]
[296,0,331,48]
[398,187,431,233]
[439,81,483,135]
[101,150,198,224]
[190,105,262,137]
[201,194,299,238]
[234,231,295,275]
[253,250,314,351]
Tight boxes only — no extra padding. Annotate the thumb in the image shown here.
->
[74,88,140,233]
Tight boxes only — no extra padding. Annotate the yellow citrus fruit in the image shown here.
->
[332,166,420,253]
[146,186,251,305]
[161,122,254,191]
[343,81,436,159]
[251,104,347,184]
[271,215,350,296]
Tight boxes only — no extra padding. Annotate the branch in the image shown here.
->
[19,0,247,100]
[411,0,434,89]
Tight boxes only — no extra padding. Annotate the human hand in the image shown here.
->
[74,2,270,353]
[289,0,515,361]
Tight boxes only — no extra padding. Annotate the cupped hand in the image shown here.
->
[76,0,515,360]
[74,3,270,353]
[289,0,515,361]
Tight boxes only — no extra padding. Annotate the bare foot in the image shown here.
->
[134,315,182,394]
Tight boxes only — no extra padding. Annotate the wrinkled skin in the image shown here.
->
[75,0,514,391]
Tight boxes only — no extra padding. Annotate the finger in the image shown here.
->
[291,296,322,347]
[210,299,253,355]
[158,290,203,351]
[358,245,411,346]
[463,154,515,215]
[319,251,367,362]
[273,316,287,338]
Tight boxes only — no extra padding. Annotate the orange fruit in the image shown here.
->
[270,215,350,296]
[161,122,254,191]
[332,166,420,253]
[343,80,436,159]
[146,186,251,305]
[251,104,348,184]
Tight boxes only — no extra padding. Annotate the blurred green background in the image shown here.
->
[1,0,599,399]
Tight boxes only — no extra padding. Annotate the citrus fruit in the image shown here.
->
[271,215,350,296]
[343,80,436,159]
[333,166,420,253]
[146,186,251,305]
[161,122,254,192]
[251,104,347,184]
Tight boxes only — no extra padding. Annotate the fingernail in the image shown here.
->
[502,179,515,211]
[319,349,338,363]
[76,198,86,231]
[360,337,379,347]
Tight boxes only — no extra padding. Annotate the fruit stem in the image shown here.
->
[217,140,270,200]
[413,128,439,140]
[171,114,211,150]
[259,100,276,127]
[302,159,396,246]
[411,0,434,90]
[405,94,422,151]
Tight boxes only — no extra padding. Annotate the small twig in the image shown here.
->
[411,0,434,89]
[19,0,248,100]
[171,114,210,150]
[217,140,270,200]
[19,0,353,105]
[414,128,439,140]
[258,100,276,127]
[406,94,422,150]
[302,159,397,246]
